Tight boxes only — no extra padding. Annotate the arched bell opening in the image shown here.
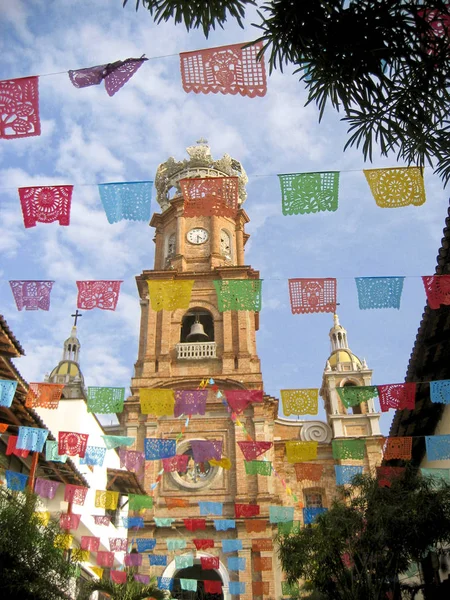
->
[342,381,363,415]
[171,564,224,600]
[180,309,215,343]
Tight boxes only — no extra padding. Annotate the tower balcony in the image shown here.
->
[176,342,217,360]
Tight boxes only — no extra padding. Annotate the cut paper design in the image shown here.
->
[154,517,174,527]
[383,437,413,460]
[209,457,232,470]
[237,440,272,461]
[280,389,319,416]
[279,172,339,215]
[335,465,364,485]
[252,538,273,551]
[214,279,262,312]
[244,519,267,533]
[426,435,450,460]
[184,518,206,531]
[174,389,208,417]
[254,557,272,571]
[167,538,187,551]
[378,383,416,412]
[136,538,157,552]
[282,582,300,597]
[58,432,89,458]
[76,280,122,311]
[64,484,88,506]
[245,460,272,475]
[68,64,106,88]
[5,470,28,491]
[0,77,40,139]
[6,435,29,458]
[45,440,67,463]
[278,521,301,535]
[125,553,143,567]
[98,181,153,223]
[157,577,174,591]
[17,427,49,452]
[129,494,153,511]
[162,454,190,472]
[144,438,176,460]
[422,275,450,309]
[181,579,197,592]
[140,389,175,416]
[54,533,73,550]
[269,506,295,523]
[228,557,246,571]
[230,582,246,594]
[87,387,125,414]
[253,582,270,596]
[93,515,111,526]
[0,380,18,407]
[0,423,8,433]
[69,57,147,96]
[102,435,135,449]
[71,549,90,562]
[224,389,263,414]
[18,187,72,228]
[235,503,260,518]
[111,571,127,584]
[222,539,243,553]
[91,566,104,579]
[166,497,189,509]
[149,555,168,566]
[25,383,64,409]
[377,466,405,488]
[81,536,100,551]
[355,277,405,310]
[286,440,318,463]
[193,539,215,550]
[147,280,195,311]
[337,385,378,408]
[204,581,222,594]
[9,281,54,311]
[97,551,115,567]
[190,439,222,462]
[80,446,106,467]
[180,41,266,97]
[332,439,366,460]
[180,177,239,218]
[363,167,426,208]
[95,490,119,510]
[123,516,144,529]
[201,556,219,570]
[214,519,235,530]
[294,463,323,482]
[60,513,81,530]
[199,501,223,516]
[430,380,450,404]
[288,278,337,314]
[421,467,450,486]
[303,507,327,524]
[175,554,194,569]
[119,448,145,472]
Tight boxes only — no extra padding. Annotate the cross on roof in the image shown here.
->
[71,309,82,326]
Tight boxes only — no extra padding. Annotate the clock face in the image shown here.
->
[187,228,209,245]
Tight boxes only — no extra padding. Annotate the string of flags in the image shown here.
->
[5,275,450,313]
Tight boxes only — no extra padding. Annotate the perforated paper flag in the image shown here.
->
[99,181,152,223]
[95,490,119,510]
[54,533,73,550]
[245,519,266,532]
[166,538,187,551]
[180,41,266,97]
[209,457,232,470]
[378,383,416,412]
[174,389,208,417]
[332,439,366,460]
[0,380,18,407]
[0,423,8,433]
[136,538,157,552]
[97,551,114,567]
[157,577,174,591]
[303,507,327,524]
[0,77,40,139]
[269,505,295,523]
[430,380,450,404]
[45,440,67,463]
[228,557,246,571]
[422,275,450,309]
[253,582,270,595]
[377,466,405,488]
[144,438,176,460]
[190,439,222,462]
[184,518,206,531]
[181,579,197,592]
[230,582,246,595]
[214,519,235,530]
[204,580,222,594]
[111,571,127,584]
[421,467,450,486]
[193,538,215,550]
[383,437,413,460]
[201,556,220,569]
[337,385,378,408]
[25,383,64,409]
[364,167,426,208]
[278,520,301,535]
[64,484,88,505]
[224,389,263,413]
[166,497,189,509]
[288,278,337,314]
[294,463,323,481]
[19,187,72,228]
[154,517,174,527]
[9,281,54,311]
[125,553,143,567]
[175,554,194,569]
[140,389,175,416]
[119,448,145,472]
[245,460,272,475]
[93,515,111,526]
[279,172,339,215]
[237,441,272,461]
[286,440,318,462]
[58,432,88,457]
[335,465,364,485]
[426,435,450,460]
[80,446,106,467]
[71,549,90,563]
[102,435,135,449]
[222,539,243,553]
[199,501,223,516]
[281,389,319,415]
[147,280,194,311]
[162,454,190,472]
[214,279,262,312]
[34,478,60,499]
[69,57,147,96]
[91,566,104,578]
[17,427,49,452]
[87,387,125,413]
[76,281,122,311]
[149,555,167,566]
[254,557,272,571]
[355,277,405,310]
[60,513,81,530]
[282,582,300,597]
[81,536,100,551]
[123,516,144,529]
[180,177,239,218]
[5,470,28,491]
[235,503,260,518]
[129,494,153,510]
[6,435,29,458]
[252,538,273,551]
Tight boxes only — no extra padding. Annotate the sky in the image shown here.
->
[0,0,448,434]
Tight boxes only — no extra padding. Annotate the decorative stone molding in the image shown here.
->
[300,421,333,443]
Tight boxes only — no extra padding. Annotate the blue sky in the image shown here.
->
[0,0,448,434]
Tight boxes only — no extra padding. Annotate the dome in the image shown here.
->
[49,360,83,379]
[328,349,362,368]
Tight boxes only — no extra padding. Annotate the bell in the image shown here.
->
[186,315,209,342]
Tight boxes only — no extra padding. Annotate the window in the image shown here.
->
[305,492,323,508]
[220,229,232,260]
[166,233,176,261]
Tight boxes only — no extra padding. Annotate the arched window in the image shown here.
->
[180,309,214,342]
[166,233,176,259]
[220,229,232,261]
[304,488,325,508]
[343,381,362,414]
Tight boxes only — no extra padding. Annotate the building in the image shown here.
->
[120,143,384,599]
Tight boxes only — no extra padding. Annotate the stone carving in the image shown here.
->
[300,421,332,444]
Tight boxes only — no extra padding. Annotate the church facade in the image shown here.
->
[120,143,383,599]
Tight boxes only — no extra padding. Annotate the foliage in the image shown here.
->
[0,489,76,600]
[123,0,450,186]
[80,571,167,600]
[277,467,450,600]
